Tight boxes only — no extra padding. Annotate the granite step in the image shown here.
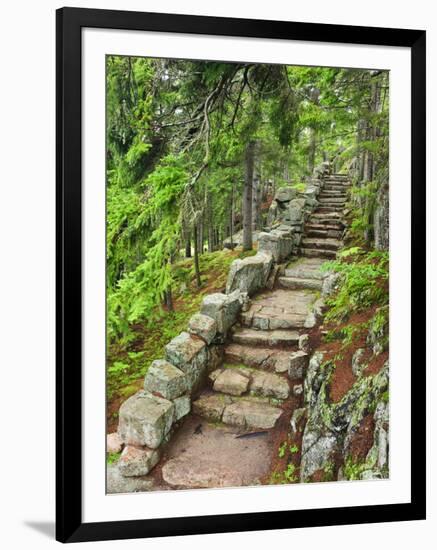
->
[305,222,343,232]
[309,213,344,225]
[318,196,347,202]
[299,247,337,259]
[319,189,347,196]
[224,343,293,373]
[278,276,323,291]
[306,227,343,239]
[284,259,326,280]
[192,392,284,429]
[231,327,300,347]
[240,288,316,331]
[209,366,290,400]
[301,237,342,251]
[316,206,345,214]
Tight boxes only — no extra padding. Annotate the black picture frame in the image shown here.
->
[56,6,426,543]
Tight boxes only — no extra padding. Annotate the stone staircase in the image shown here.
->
[192,173,350,432]
[299,174,349,259]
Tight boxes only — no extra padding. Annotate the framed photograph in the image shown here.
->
[56,7,426,543]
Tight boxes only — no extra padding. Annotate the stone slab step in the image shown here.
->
[319,189,347,196]
[224,343,292,373]
[241,288,316,331]
[316,206,345,214]
[210,366,290,400]
[302,237,342,251]
[192,393,284,429]
[305,222,343,231]
[326,174,349,180]
[300,247,337,259]
[242,309,307,330]
[318,193,347,202]
[284,264,325,280]
[309,214,344,225]
[306,228,343,239]
[319,197,347,204]
[278,276,323,291]
[231,327,300,347]
[322,187,349,194]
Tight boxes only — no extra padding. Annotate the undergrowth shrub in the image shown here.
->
[322,247,389,322]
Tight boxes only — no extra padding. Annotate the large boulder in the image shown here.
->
[300,431,338,482]
[107,464,154,493]
[107,432,123,454]
[201,291,241,336]
[118,391,174,449]
[188,313,217,345]
[165,332,208,392]
[226,253,273,296]
[274,186,297,203]
[258,228,294,263]
[288,350,309,379]
[143,359,187,400]
[173,394,191,421]
[118,445,161,477]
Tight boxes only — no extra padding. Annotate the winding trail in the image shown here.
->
[111,174,350,491]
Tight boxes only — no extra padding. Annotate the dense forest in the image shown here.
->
[106,56,389,412]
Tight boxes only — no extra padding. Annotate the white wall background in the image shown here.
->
[0,1,434,548]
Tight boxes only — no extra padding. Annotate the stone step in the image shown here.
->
[305,222,343,231]
[224,343,292,373]
[316,206,345,214]
[242,309,307,330]
[323,180,349,185]
[284,263,325,280]
[192,392,284,429]
[231,327,300,347]
[306,227,343,239]
[326,174,349,180]
[322,186,349,193]
[319,197,346,206]
[241,288,316,331]
[301,237,342,251]
[209,366,290,399]
[309,213,344,224]
[278,276,323,291]
[300,247,337,259]
[318,196,347,202]
[319,189,347,196]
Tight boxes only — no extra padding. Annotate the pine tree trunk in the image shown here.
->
[230,182,235,247]
[185,233,191,258]
[252,163,262,231]
[243,140,255,251]
[207,192,214,253]
[308,128,316,173]
[193,224,201,288]
[164,289,174,312]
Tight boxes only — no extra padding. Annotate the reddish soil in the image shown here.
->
[316,307,378,403]
[347,414,375,462]
[310,469,326,483]
[261,388,304,485]
[364,350,389,376]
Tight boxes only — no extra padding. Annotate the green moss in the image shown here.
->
[323,460,336,481]
[343,456,371,480]
[107,451,121,465]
